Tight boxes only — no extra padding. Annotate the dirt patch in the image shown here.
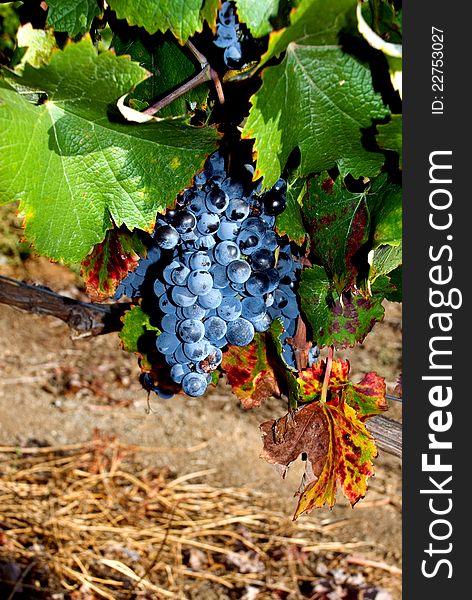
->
[0,261,402,598]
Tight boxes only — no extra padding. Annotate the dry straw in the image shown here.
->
[0,434,385,599]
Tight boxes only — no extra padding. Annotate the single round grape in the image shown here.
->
[163,260,180,284]
[217,296,242,321]
[159,293,176,314]
[182,372,208,397]
[189,251,212,271]
[156,332,179,355]
[178,319,205,343]
[204,316,227,342]
[211,264,229,289]
[273,178,287,194]
[170,363,191,384]
[205,187,229,213]
[263,188,287,215]
[171,264,190,286]
[224,43,242,69]
[182,303,206,320]
[187,192,205,215]
[225,199,250,222]
[226,318,255,346]
[214,241,240,265]
[187,270,213,296]
[237,229,261,254]
[154,225,180,250]
[183,340,210,362]
[241,297,266,322]
[217,219,239,240]
[174,210,196,233]
[161,313,178,333]
[226,259,251,284]
[250,248,275,271]
[171,286,197,307]
[253,313,272,332]
[245,272,271,296]
[199,288,223,309]
[197,213,220,235]
[174,343,191,365]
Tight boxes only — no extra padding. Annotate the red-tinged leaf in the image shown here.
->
[299,267,386,350]
[344,372,388,419]
[260,405,329,481]
[81,228,146,301]
[294,398,377,517]
[303,174,370,292]
[296,359,349,402]
[295,359,388,417]
[222,333,280,409]
[260,396,378,518]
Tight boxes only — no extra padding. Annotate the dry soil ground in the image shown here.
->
[0,257,402,599]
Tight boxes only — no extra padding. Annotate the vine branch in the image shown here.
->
[0,275,129,337]
[143,41,224,117]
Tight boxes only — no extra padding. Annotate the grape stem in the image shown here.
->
[143,41,225,116]
[320,345,334,404]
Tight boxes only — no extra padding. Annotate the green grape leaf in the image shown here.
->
[260,359,382,516]
[299,266,386,348]
[119,304,160,354]
[201,0,220,30]
[261,0,356,66]
[107,0,203,43]
[0,38,219,263]
[303,174,370,291]
[366,174,402,249]
[242,0,388,188]
[369,242,402,282]
[222,333,280,409]
[275,176,307,246]
[376,115,402,169]
[235,0,280,38]
[81,228,146,301]
[384,265,402,302]
[112,34,208,118]
[47,0,102,37]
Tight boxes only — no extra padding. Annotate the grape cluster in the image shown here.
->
[117,152,313,397]
[214,2,244,69]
